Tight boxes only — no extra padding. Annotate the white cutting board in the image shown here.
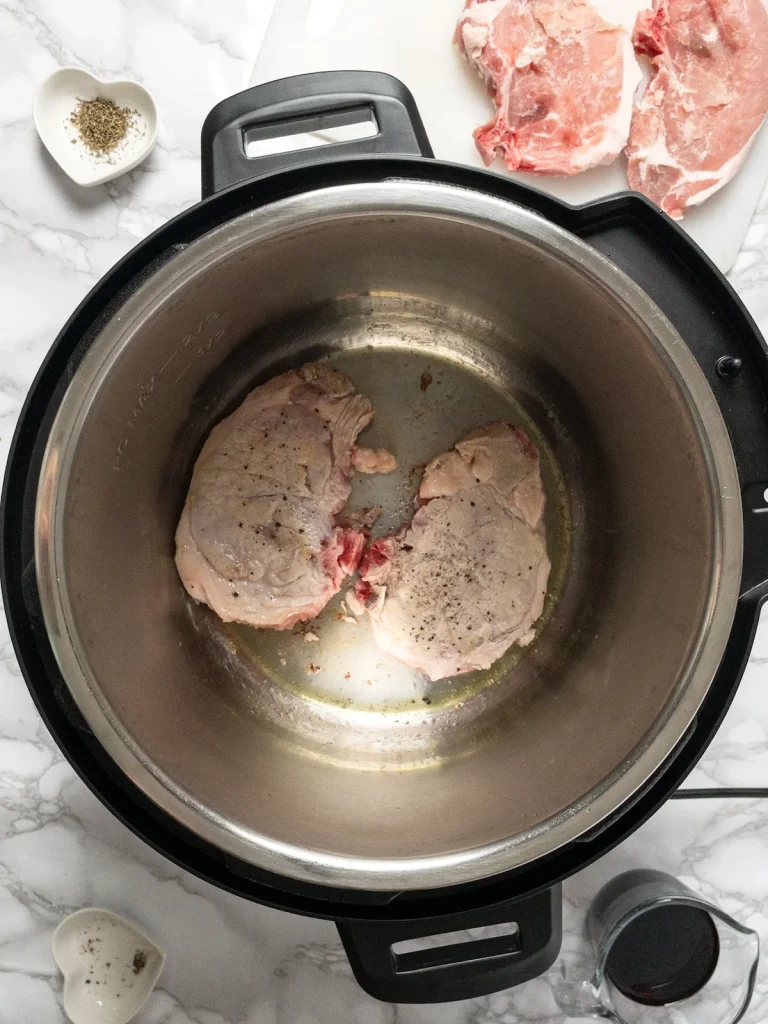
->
[251,0,768,272]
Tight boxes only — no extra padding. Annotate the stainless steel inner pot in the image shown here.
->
[35,181,742,890]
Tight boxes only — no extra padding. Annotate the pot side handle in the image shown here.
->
[336,884,561,1003]
[200,71,433,197]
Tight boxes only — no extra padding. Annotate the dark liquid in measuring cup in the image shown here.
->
[605,905,720,1006]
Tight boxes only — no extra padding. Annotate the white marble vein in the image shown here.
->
[1,0,768,1020]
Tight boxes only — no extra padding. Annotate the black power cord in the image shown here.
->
[672,787,768,799]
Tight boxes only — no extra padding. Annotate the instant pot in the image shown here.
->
[4,73,768,1003]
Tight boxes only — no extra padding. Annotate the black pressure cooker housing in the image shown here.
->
[3,73,768,1003]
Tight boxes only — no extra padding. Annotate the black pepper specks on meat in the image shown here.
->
[177,365,400,629]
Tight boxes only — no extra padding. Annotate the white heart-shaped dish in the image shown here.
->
[34,67,158,187]
[52,907,165,1024]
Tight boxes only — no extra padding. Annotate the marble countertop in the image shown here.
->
[1,1,768,1021]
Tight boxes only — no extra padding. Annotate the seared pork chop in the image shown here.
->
[176,363,380,629]
[349,423,551,681]
[457,0,640,174]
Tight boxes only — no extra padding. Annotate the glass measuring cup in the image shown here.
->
[553,869,759,1024]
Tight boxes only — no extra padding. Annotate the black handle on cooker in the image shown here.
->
[336,884,561,1003]
[200,71,433,196]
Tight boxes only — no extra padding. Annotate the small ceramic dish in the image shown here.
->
[52,907,165,1024]
[34,67,158,187]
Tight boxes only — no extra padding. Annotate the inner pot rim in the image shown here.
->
[34,179,743,890]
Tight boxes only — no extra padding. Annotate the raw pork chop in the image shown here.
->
[456,0,640,174]
[176,363,382,630]
[349,423,551,681]
[627,0,768,218]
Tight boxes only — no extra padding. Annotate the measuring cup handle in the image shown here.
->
[336,884,561,1003]
[200,71,433,196]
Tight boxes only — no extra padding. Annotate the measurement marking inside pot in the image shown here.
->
[112,313,228,469]
[158,350,178,375]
